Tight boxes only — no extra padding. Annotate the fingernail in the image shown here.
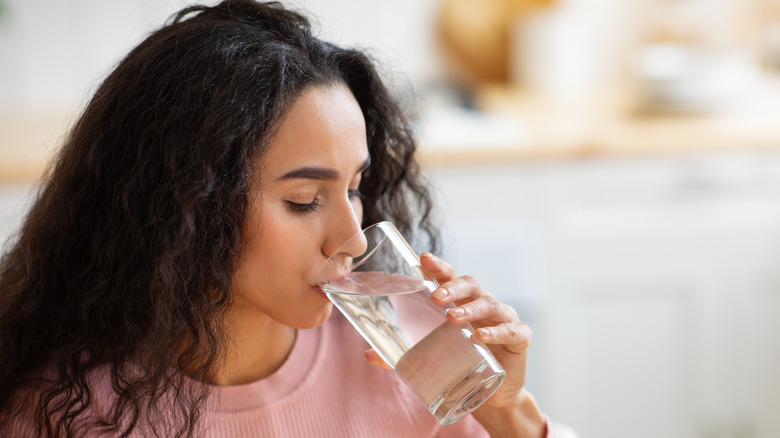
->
[432,287,449,300]
[421,252,434,259]
[449,307,466,318]
[477,328,493,339]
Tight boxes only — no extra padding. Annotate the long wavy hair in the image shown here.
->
[0,1,438,436]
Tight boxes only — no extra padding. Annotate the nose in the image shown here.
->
[321,197,367,260]
[318,199,367,287]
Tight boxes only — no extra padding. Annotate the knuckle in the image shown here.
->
[482,295,500,309]
[507,323,533,348]
[506,324,521,339]
[461,275,479,287]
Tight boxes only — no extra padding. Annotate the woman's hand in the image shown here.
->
[421,253,547,437]
[363,252,532,405]
[419,252,531,409]
[363,252,548,436]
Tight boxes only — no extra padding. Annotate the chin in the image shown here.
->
[294,303,334,330]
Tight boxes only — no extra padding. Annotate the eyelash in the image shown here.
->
[286,199,322,214]
[286,190,363,215]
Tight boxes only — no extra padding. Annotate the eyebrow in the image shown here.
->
[278,156,371,182]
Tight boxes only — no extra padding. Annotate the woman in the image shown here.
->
[0,1,552,436]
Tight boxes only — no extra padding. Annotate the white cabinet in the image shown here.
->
[427,151,780,438]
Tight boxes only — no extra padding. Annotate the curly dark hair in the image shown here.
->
[0,1,438,436]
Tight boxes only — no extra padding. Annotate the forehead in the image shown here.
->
[260,83,368,179]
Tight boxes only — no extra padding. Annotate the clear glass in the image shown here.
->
[317,221,506,425]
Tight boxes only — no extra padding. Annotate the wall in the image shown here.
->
[0,0,445,178]
[0,0,441,112]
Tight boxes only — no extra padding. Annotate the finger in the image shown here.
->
[420,253,456,285]
[364,349,392,370]
[432,275,488,306]
[475,322,533,354]
[446,294,518,325]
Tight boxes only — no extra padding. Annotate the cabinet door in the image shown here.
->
[542,155,780,438]
[692,237,780,438]
[428,152,780,438]
[548,277,695,438]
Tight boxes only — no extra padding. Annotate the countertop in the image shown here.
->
[416,84,780,166]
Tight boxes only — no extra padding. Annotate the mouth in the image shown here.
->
[312,285,328,300]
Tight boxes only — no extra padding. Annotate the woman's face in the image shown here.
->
[230,83,370,329]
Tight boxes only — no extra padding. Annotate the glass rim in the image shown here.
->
[324,220,397,269]
[316,221,425,292]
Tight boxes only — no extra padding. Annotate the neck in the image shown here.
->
[214,305,297,386]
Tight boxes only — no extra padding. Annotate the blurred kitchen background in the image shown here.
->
[3,0,780,437]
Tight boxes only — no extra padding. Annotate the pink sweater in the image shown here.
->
[8,313,554,437]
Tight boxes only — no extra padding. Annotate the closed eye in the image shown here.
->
[286,199,321,214]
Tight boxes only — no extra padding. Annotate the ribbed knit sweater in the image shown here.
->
[7,312,553,437]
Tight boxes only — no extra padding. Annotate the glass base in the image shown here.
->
[428,359,507,425]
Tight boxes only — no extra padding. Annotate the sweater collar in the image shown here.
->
[204,319,326,413]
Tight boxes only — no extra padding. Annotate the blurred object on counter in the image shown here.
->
[436,0,553,87]
[415,104,532,152]
[510,2,595,99]
[632,44,769,113]
[640,0,760,48]
[632,0,773,113]
[411,81,532,156]
[757,0,780,73]
[508,0,642,99]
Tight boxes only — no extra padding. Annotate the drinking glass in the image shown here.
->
[317,221,506,425]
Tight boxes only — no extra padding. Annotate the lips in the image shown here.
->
[312,285,328,300]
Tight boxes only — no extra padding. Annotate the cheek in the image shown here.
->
[255,206,316,267]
